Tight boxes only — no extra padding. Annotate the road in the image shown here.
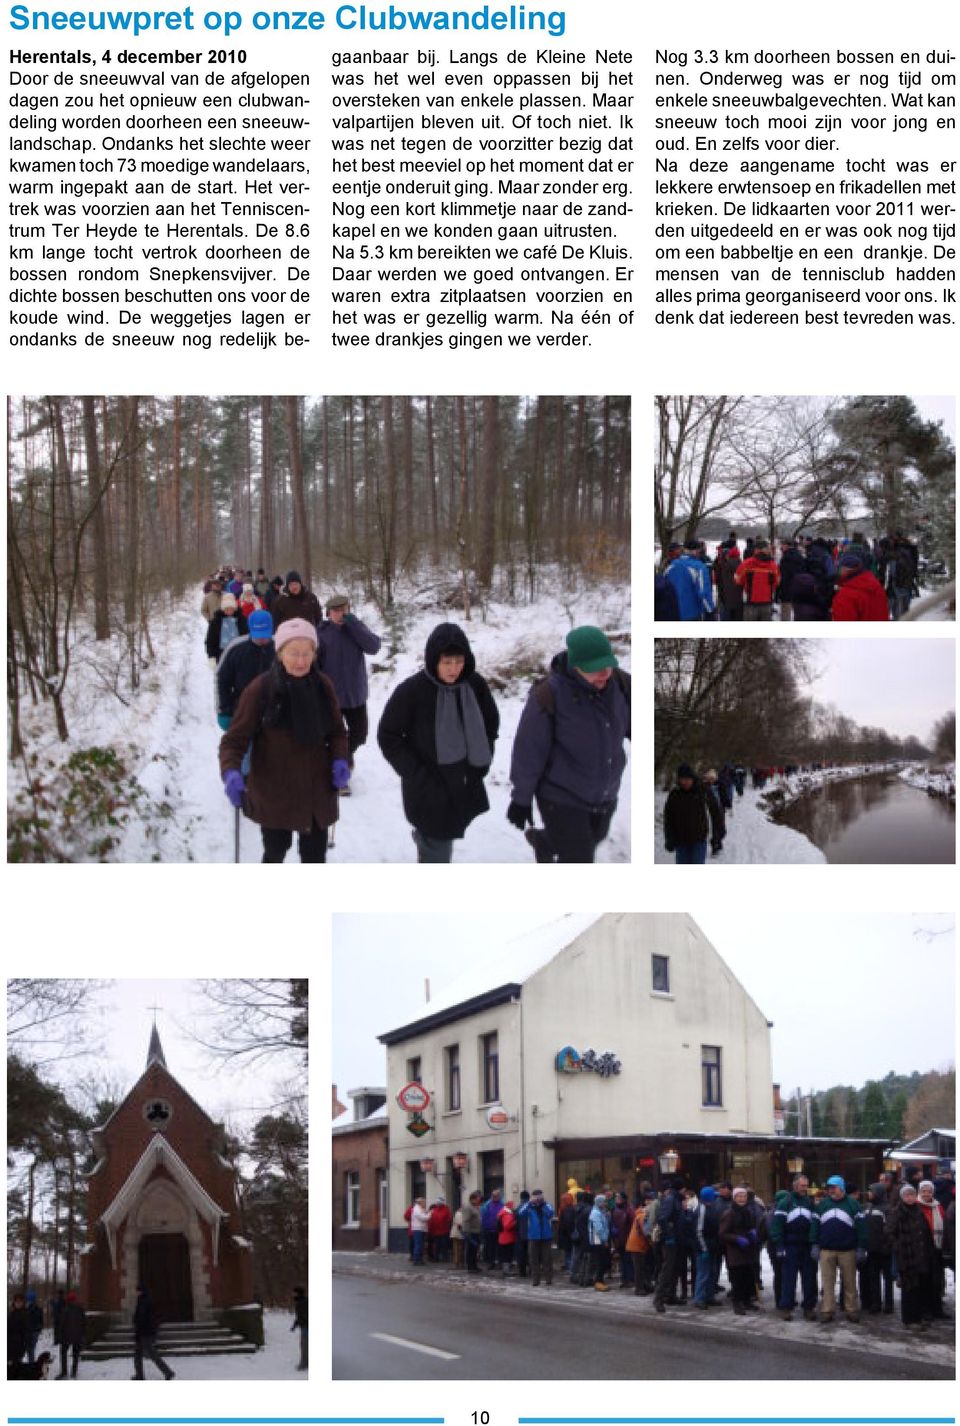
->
[333,1272,954,1380]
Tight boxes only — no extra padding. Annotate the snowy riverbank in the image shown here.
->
[654,763,908,865]
[899,761,957,800]
[8,578,630,863]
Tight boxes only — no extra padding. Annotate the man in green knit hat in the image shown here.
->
[507,626,630,863]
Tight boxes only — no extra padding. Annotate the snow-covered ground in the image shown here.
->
[654,764,906,865]
[899,762,957,799]
[25,1309,303,1381]
[8,577,630,863]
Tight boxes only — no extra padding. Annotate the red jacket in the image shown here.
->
[734,554,780,604]
[832,570,889,622]
[428,1203,453,1237]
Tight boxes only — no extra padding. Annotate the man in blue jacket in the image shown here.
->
[664,541,715,620]
[480,1188,503,1270]
[519,1188,556,1286]
[508,626,630,863]
[316,595,382,788]
[811,1175,866,1324]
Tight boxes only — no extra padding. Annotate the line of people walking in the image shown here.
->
[656,530,922,622]
[203,570,630,864]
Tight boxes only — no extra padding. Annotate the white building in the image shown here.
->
[379,913,784,1244]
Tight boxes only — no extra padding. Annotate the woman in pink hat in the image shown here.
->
[219,618,349,862]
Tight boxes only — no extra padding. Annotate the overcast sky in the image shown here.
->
[807,639,955,741]
[332,913,954,1104]
[26,981,301,1135]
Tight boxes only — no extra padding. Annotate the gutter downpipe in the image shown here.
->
[517,993,527,1189]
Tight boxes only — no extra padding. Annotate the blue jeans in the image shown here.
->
[411,1230,426,1264]
[778,1242,818,1311]
[693,1248,718,1304]
[675,842,707,864]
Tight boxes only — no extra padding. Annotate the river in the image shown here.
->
[773,773,956,865]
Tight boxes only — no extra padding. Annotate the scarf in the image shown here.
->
[428,675,490,768]
[920,1199,944,1249]
[219,614,239,650]
[263,665,336,748]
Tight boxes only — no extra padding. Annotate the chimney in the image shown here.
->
[425,977,430,1003]
[772,1084,783,1111]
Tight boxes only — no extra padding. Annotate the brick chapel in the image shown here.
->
[79,1026,254,1322]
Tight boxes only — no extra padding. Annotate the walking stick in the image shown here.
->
[328,791,338,850]
[234,804,240,863]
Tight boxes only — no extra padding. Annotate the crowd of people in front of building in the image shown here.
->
[203,566,630,864]
[399,1166,955,1334]
[655,530,923,623]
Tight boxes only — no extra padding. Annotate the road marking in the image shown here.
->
[369,1333,460,1362]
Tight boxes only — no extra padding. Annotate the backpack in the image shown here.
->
[534,667,631,715]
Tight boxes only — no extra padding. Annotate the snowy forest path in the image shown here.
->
[103,595,631,864]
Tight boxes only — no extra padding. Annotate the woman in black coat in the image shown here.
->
[378,622,499,862]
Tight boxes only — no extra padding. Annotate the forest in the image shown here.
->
[6,979,308,1308]
[783,1067,956,1145]
[655,394,955,570]
[653,640,954,784]
[7,394,630,753]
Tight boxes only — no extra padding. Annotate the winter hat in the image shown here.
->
[286,569,302,587]
[326,593,350,611]
[700,1186,717,1203]
[248,610,273,640]
[826,1175,845,1188]
[683,538,701,552]
[677,762,696,781]
[275,618,318,653]
[565,625,618,673]
[271,575,283,588]
[839,552,863,570]
[242,582,254,596]
[900,1184,918,1201]
[220,592,237,611]
[594,1193,606,1205]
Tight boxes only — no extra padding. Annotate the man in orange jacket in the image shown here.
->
[831,553,890,621]
[734,540,780,620]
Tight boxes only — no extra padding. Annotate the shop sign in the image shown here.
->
[555,1045,622,1078]
[397,1081,431,1112]
[406,1113,431,1138]
[485,1105,510,1130]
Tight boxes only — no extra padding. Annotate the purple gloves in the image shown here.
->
[735,1235,750,1249]
[747,1228,758,1244]
[332,759,351,790]
[223,769,245,808]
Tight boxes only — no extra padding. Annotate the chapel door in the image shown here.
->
[138,1233,194,1322]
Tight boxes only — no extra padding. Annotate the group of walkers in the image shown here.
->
[661,760,850,863]
[7,1285,175,1381]
[202,568,630,864]
[401,1168,955,1334]
[7,1285,309,1380]
[656,530,921,622]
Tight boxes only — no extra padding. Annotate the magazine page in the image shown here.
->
[2,0,957,1423]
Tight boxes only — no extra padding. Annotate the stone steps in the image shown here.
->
[84,1323,257,1361]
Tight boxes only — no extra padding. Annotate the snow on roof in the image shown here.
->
[333,1104,389,1134]
[388,914,602,1032]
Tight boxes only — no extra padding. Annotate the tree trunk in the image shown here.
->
[476,397,498,589]
[285,396,311,587]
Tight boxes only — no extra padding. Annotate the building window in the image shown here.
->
[652,955,670,993]
[406,1055,422,1084]
[409,1162,426,1205]
[345,1170,360,1226]
[702,1046,722,1107]
[479,1149,504,1198]
[480,1031,499,1103]
[445,1044,461,1112]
